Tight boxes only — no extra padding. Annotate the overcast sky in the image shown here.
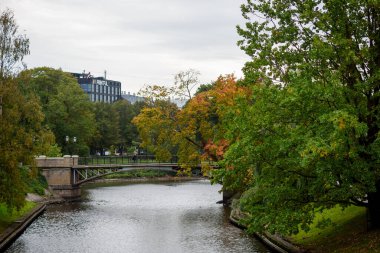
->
[2,0,249,93]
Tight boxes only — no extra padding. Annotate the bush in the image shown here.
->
[20,166,48,196]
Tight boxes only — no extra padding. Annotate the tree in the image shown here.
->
[0,9,54,210]
[219,0,380,233]
[0,76,55,209]
[172,69,200,99]
[90,102,120,155]
[133,74,247,171]
[176,75,247,164]
[20,67,96,156]
[112,100,145,153]
[0,9,29,78]
[138,69,200,105]
[132,100,179,161]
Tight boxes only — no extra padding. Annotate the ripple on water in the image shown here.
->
[5,180,272,253]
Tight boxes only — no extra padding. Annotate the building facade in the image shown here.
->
[121,91,145,104]
[71,72,121,103]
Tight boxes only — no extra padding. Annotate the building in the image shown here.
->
[120,91,187,108]
[71,72,121,103]
[121,91,145,104]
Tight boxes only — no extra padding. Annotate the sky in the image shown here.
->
[2,0,249,93]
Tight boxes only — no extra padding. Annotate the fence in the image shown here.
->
[78,155,179,165]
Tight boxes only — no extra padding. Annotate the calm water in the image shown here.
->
[6,180,271,253]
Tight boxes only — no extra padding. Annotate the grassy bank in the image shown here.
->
[0,167,48,234]
[290,205,380,252]
[0,202,37,233]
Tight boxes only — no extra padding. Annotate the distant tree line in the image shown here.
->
[18,67,145,157]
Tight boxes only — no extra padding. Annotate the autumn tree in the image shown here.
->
[176,75,247,165]
[217,0,380,233]
[132,100,179,161]
[139,69,200,105]
[133,74,247,171]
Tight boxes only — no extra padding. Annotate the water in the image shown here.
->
[5,180,272,253]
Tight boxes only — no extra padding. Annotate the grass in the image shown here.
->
[290,205,380,252]
[0,201,37,233]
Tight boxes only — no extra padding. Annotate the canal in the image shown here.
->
[5,179,272,253]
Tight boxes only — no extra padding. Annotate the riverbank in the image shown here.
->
[290,206,380,253]
[0,203,46,251]
[229,200,380,253]
[229,201,305,253]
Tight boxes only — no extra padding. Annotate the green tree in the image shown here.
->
[90,102,120,155]
[20,67,96,155]
[219,0,380,233]
[0,78,55,209]
[112,100,145,153]
[0,9,54,210]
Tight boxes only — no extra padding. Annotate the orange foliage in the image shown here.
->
[177,74,249,162]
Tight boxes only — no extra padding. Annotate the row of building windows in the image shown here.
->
[89,93,120,103]
[80,83,120,95]
[71,72,121,103]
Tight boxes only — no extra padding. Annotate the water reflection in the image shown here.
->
[6,180,271,253]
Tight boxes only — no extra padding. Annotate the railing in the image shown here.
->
[78,155,179,166]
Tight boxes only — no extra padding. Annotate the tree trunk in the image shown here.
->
[367,181,380,230]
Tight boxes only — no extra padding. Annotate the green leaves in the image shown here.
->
[222,0,380,233]
[21,67,96,156]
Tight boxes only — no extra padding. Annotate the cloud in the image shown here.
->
[2,0,249,92]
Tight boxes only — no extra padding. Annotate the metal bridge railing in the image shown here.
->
[78,155,179,166]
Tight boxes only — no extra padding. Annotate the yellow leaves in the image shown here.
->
[338,117,345,130]
[319,150,328,158]
[138,84,171,100]
[243,168,254,185]
[132,100,178,161]
[300,143,330,159]
[133,73,251,166]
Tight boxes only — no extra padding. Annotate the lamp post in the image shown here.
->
[65,136,77,155]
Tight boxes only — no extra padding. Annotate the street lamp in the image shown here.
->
[65,136,77,155]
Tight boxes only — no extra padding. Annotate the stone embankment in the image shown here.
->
[0,190,64,252]
[0,203,45,251]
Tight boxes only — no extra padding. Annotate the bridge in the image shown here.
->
[36,155,209,199]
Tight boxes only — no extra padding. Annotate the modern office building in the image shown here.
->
[71,72,121,103]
